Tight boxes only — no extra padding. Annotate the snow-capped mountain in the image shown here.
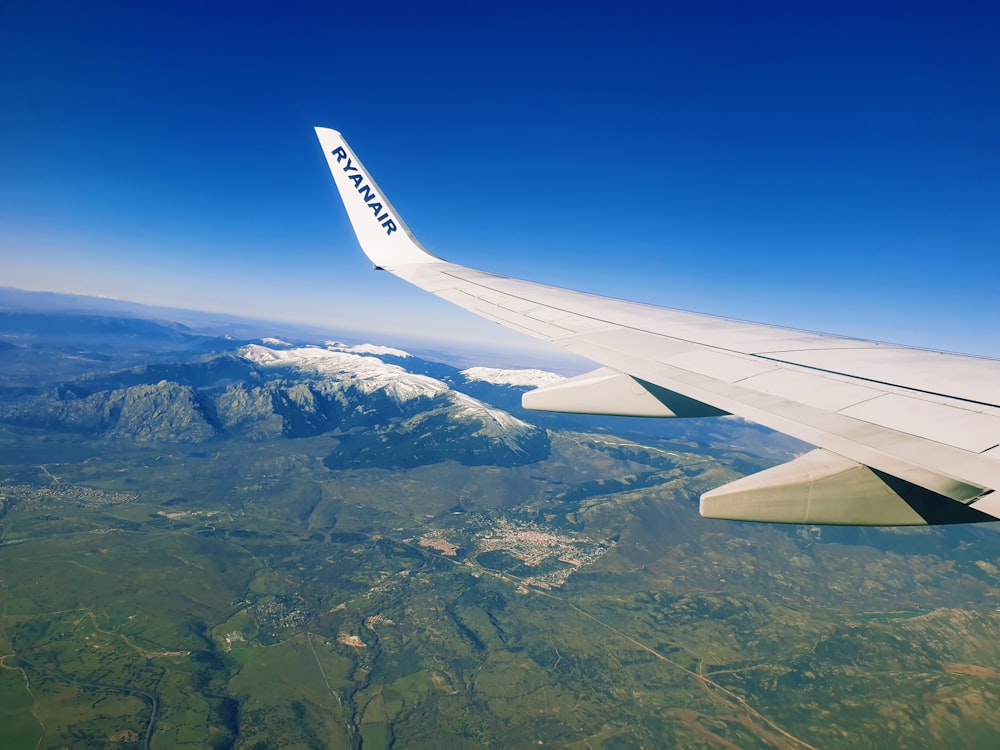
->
[2,340,550,469]
[448,390,539,452]
[461,366,564,388]
[326,341,412,359]
[238,344,543,462]
[240,344,447,404]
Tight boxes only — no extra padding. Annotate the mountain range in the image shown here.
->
[0,334,555,469]
[0,288,803,471]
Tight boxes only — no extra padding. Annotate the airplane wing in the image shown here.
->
[316,127,1000,526]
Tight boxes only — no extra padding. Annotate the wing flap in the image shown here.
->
[838,395,1000,454]
[662,349,781,382]
[739,369,885,412]
[761,348,1000,409]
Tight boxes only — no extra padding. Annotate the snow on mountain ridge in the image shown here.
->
[325,341,412,358]
[239,345,538,448]
[461,366,564,388]
[239,344,446,403]
[450,391,537,452]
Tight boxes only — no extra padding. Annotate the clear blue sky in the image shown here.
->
[2,1,998,364]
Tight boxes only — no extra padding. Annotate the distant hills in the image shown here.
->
[0,287,806,467]
[0,337,552,468]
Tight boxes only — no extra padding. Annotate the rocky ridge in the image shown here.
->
[0,341,553,468]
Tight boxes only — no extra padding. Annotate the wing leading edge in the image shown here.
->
[316,127,1000,526]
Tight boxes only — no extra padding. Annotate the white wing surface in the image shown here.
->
[316,127,1000,526]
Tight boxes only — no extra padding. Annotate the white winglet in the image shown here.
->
[315,127,441,269]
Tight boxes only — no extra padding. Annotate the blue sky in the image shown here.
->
[2,1,998,365]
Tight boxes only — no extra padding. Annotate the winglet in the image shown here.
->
[315,127,441,269]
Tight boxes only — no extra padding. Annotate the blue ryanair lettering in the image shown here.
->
[329,146,397,236]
